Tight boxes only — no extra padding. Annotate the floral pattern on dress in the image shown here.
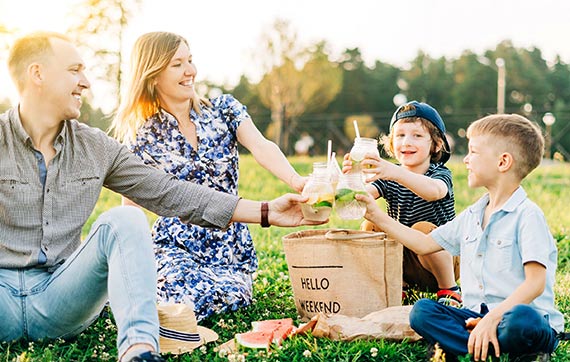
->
[130,94,258,321]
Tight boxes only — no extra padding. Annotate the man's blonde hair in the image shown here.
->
[111,31,211,143]
[7,31,70,93]
[466,114,544,179]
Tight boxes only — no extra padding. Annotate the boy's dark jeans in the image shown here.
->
[410,299,558,358]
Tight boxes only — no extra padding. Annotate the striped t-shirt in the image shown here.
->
[371,163,455,227]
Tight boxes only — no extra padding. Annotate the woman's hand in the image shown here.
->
[290,174,308,193]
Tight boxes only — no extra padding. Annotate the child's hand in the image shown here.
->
[467,314,501,361]
[362,155,400,182]
[355,191,385,224]
[341,153,352,174]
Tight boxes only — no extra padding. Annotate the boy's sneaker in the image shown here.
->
[126,351,166,362]
[436,288,463,308]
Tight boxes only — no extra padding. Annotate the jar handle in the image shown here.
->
[325,229,386,240]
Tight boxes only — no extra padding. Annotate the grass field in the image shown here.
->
[1,155,570,361]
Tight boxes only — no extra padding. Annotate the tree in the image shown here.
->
[327,48,369,113]
[403,51,454,110]
[67,0,142,113]
[255,19,342,151]
[548,57,570,108]
[451,51,497,114]
[488,40,551,113]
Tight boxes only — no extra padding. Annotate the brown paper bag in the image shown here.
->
[282,229,403,321]
[310,305,422,342]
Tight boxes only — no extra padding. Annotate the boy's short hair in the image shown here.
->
[8,31,70,93]
[466,114,544,179]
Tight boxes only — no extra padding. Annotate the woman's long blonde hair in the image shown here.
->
[111,31,211,143]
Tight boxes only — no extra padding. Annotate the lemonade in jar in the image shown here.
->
[334,173,367,220]
[301,163,334,222]
[349,137,380,176]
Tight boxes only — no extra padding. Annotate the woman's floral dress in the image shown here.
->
[129,94,258,321]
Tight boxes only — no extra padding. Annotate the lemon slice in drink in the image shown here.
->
[318,193,335,203]
[306,193,319,205]
[351,150,365,163]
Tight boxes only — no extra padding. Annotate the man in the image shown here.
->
[0,31,321,362]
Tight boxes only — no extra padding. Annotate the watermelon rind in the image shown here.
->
[235,331,273,349]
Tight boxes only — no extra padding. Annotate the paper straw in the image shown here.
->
[327,140,332,164]
[353,120,360,138]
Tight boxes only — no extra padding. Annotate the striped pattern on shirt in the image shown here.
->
[371,163,455,227]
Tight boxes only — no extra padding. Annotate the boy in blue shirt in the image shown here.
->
[357,114,563,361]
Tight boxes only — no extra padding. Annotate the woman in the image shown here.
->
[111,31,306,321]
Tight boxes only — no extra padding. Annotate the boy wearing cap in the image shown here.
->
[356,114,562,361]
[347,101,461,306]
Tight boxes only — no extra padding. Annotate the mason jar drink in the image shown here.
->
[334,173,367,220]
[349,137,380,174]
[301,163,335,222]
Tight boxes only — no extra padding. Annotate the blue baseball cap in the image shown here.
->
[389,100,451,164]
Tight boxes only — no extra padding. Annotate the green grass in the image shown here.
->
[1,155,570,361]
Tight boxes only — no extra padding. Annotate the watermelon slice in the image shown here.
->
[251,318,293,332]
[271,324,294,345]
[235,318,296,349]
[250,318,294,346]
[235,330,273,349]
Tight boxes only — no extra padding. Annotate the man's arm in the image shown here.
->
[101,136,323,228]
[231,194,324,227]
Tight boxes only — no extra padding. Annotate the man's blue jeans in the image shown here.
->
[0,206,158,358]
[410,298,558,358]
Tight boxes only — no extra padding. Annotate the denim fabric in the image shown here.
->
[410,299,558,358]
[0,206,159,358]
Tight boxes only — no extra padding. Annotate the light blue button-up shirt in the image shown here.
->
[431,186,564,332]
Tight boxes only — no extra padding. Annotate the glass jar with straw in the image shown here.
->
[301,162,335,222]
[349,120,380,179]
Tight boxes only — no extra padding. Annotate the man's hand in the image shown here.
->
[268,194,328,226]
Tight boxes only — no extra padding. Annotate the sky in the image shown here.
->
[1,0,570,110]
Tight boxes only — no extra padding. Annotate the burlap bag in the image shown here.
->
[282,229,403,321]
